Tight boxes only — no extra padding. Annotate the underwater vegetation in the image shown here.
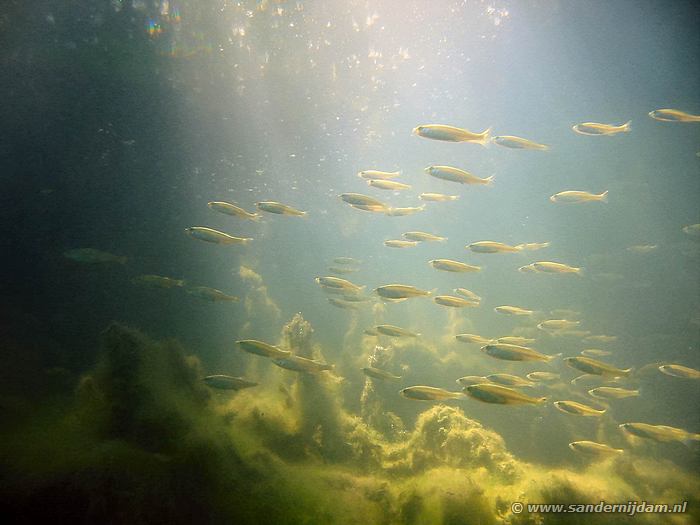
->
[1,319,697,524]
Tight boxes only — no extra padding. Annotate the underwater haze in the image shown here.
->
[1,1,699,523]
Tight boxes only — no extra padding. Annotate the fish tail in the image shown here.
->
[598,190,609,203]
[252,213,263,222]
[547,352,563,362]
[484,175,495,185]
[537,396,548,405]
[478,127,492,146]
[622,120,632,132]
[177,280,187,287]
[575,267,585,277]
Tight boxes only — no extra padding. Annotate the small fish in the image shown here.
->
[339,193,388,208]
[467,241,522,254]
[518,242,550,251]
[203,375,258,390]
[494,305,535,316]
[570,374,607,387]
[374,284,432,299]
[403,231,447,242]
[481,343,557,362]
[412,124,491,145]
[619,423,700,443]
[518,264,539,273]
[64,248,127,265]
[236,339,291,359]
[626,244,658,253]
[682,224,700,236]
[207,201,261,221]
[384,239,419,248]
[434,295,480,308]
[486,374,535,388]
[588,387,640,400]
[549,191,608,204]
[272,355,333,373]
[329,266,359,275]
[368,179,411,191]
[315,276,364,294]
[401,385,464,401]
[419,193,459,202]
[185,227,252,245]
[454,288,482,302]
[131,274,186,289]
[581,349,612,358]
[384,205,425,216]
[551,309,582,319]
[358,169,400,180]
[648,109,700,122]
[554,400,606,416]
[564,356,631,377]
[430,259,481,273]
[255,201,307,217]
[375,324,420,338]
[362,367,402,382]
[425,165,494,185]
[349,203,389,213]
[492,135,549,150]
[456,375,489,387]
[328,297,360,310]
[526,371,560,382]
[572,121,631,136]
[465,383,546,405]
[333,257,361,265]
[456,333,493,345]
[569,441,624,457]
[497,336,536,345]
[538,319,581,331]
[658,364,700,379]
[584,335,618,343]
[532,261,582,275]
[187,286,239,302]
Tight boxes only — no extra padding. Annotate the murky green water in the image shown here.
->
[1,1,698,523]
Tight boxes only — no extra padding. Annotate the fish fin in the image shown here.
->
[575,267,585,277]
[547,352,563,362]
[598,190,609,203]
[252,213,263,222]
[622,120,631,132]
[478,127,492,146]
[682,436,700,448]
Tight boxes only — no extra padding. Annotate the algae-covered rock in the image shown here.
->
[385,405,521,482]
